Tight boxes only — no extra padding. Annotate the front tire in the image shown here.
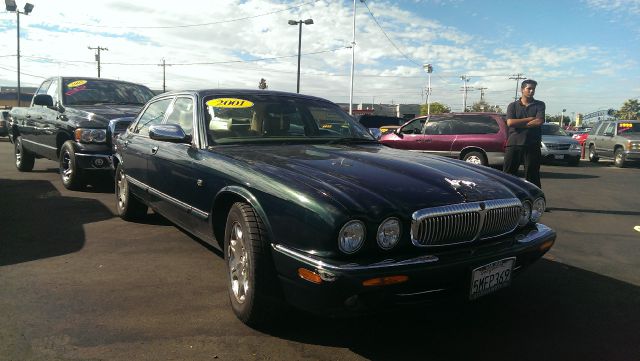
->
[462,151,487,166]
[614,148,626,168]
[59,141,85,190]
[224,202,280,326]
[588,145,599,163]
[115,163,148,221]
[14,136,35,172]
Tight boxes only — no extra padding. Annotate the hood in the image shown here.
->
[212,143,523,219]
[66,104,143,128]
[542,135,579,144]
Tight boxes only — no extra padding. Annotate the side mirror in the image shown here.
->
[149,124,191,143]
[368,128,382,140]
[33,94,54,107]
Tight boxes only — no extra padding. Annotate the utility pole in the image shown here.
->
[460,75,470,112]
[509,73,526,101]
[158,58,171,93]
[88,46,108,78]
[476,87,488,101]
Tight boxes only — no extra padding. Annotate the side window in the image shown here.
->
[452,115,499,134]
[400,117,426,134]
[603,123,615,136]
[424,118,452,135]
[164,97,194,136]
[46,80,59,104]
[133,98,172,137]
[35,80,52,96]
[596,122,609,136]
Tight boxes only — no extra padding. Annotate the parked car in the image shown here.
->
[356,114,406,134]
[540,123,581,166]
[378,112,507,166]
[586,120,640,167]
[9,76,154,189]
[115,90,555,326]
[0,110,9,137]
[571,130,589,146]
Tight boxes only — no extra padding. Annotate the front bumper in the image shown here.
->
[623,150,640,161]
[74,152,114,170]
[541,148,581,162]
[271,223,556,315]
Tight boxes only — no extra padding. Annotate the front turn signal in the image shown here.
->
[362,275,408,287]
[298,268,322,284]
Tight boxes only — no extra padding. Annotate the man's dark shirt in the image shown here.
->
[506,99,545,146]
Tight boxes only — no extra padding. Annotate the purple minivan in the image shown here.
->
[379,112,508,166]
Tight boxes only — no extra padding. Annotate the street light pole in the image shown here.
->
[288,19,313,94]
[5,0,34,107]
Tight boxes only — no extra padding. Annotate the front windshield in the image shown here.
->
[204,94,375,144]
[617,122,640,136]
[63,78,155,106]
[542,124,568,136]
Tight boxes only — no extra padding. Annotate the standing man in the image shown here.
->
[503,79,545,188]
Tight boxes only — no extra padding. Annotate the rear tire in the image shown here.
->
[115,163,148,221]
[224,202,281,327]
[14,136,35,172]
[462,151,487,166]
[59,141,85,190]
[614,148,626,168]
[588,145,599,163]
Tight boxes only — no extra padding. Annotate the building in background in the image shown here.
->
[0,86,37,108]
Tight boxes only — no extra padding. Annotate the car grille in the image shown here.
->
[544,143,571,150]
[411,198,522,247]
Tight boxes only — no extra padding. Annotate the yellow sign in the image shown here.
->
[619,123,633,128]
[206,98,254,108]
[67,80,87,88]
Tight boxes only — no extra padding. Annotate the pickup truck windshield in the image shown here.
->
[62,78,155,106]
[204,94,375,144]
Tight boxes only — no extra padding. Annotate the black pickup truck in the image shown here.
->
[9,76,155,189]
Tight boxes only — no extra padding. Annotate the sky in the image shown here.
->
[1,0,639,117]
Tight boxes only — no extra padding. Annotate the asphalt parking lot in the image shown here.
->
[1,137,639,361]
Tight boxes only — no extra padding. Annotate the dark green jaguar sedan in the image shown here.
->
[114,89,555,326]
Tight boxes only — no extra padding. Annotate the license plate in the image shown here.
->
[469,258,515,300]
[554,154,564,159]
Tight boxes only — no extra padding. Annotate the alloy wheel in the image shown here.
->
[228,221,250,304]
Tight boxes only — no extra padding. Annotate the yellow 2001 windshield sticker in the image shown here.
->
[206,98,254,108]
[67,80,88,88]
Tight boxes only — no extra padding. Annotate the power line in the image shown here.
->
[508,73,526,101]
[360,0,421,67]
[62,0,322,29]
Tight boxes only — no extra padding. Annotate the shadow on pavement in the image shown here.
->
[540,171,598,180]
[261,260,639,361]
[547,207,640,216]
[0,179,114,266]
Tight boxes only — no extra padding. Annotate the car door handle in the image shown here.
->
[151,146,159,155]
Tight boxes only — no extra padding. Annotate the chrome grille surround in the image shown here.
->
[411,198,522,247]
[544,143,571,150]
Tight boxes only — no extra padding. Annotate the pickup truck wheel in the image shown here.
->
[588,145,599,163]
[614,148,626,168]
[14,136,35,172]
[115,163,148,220]
[59,141,85,190]
[225,202,280,327]
[462,151,487,166]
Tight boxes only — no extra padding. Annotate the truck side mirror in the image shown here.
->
[33,94,54,107]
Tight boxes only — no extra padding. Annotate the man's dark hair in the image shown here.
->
[521,79,538,89]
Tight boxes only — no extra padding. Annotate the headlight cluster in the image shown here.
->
[75,128,107,143]
[570,143,581,150]
[628,142,640,150]
[519,198,545,227]
[338,217,401,254]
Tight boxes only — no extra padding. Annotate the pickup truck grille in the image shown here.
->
[544,143,571,150]
[411,198,522,247]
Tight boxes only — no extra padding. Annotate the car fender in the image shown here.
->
[214,185,274,244]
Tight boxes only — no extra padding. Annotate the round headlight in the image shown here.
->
[519,201,531,227]
[377,218,401,250]
[91,129,106,142]
[531,197,546,222]
[338,220,365,254]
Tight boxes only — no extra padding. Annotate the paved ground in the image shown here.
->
[1,137,639,361]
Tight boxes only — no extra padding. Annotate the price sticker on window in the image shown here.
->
[206,98,254,108]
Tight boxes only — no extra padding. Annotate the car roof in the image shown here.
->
[155,89,333,103]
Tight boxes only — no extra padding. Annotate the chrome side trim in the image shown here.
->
[125,174,209,220]
[396,288,445,297]
[272,223,555,273]
[272,243,439,271]
[21,138,57,150]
